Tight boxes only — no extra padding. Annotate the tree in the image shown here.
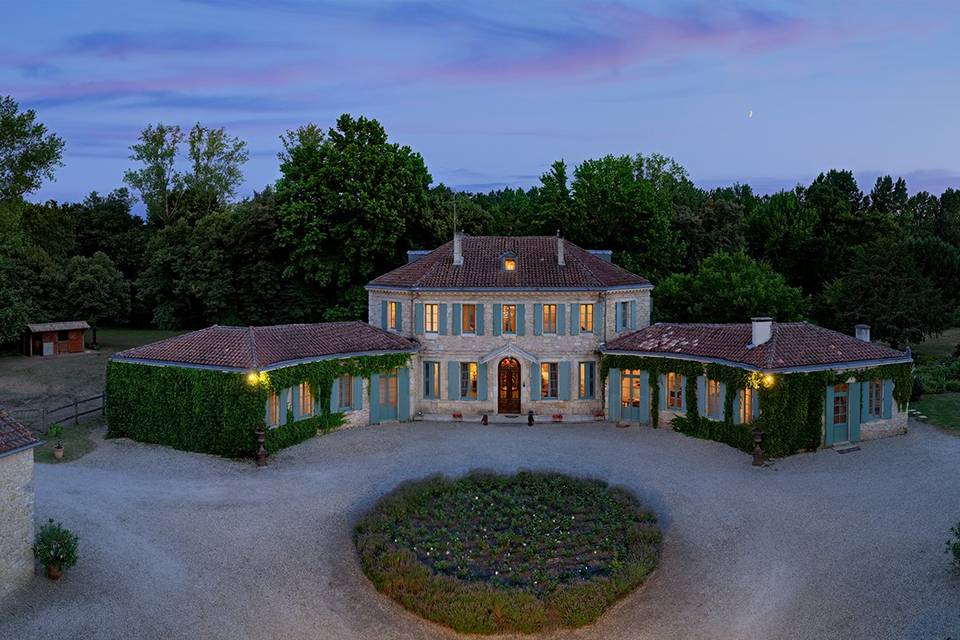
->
[123,123,185,226]
[182,123,249,217]
[274,115,432,319]
[0,255,31,344]
[655,251,809,323]
[63,252,130,345]
[744,188,818,290]
[0,96,64,202]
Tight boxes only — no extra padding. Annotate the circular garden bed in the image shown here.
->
[353,471,661,634]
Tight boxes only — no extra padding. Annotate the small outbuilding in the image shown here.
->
[22,321,89,357]
[0,411,42,601]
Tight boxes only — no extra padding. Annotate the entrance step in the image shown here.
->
[834,443,861,454]
[417,413,602,424]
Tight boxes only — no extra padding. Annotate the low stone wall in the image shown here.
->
[0,450,35,601]
[860,409,909,441]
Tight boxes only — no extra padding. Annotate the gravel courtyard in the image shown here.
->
[1,420,958,640]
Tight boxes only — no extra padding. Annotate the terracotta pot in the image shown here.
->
[46,564,61,580]
[53,446,64,460]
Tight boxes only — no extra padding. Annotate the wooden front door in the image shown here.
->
[498,358,521,414]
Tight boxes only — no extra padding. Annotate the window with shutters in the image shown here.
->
[298,382,314,418]
[267,392,280,428]
[460,362,479,399]
[579,362,595,399]
[462,304,477,335]
[579,303,593,333]
[423,361,440,399]
[543,304,557,334]
[867,380,883,418]
[707,379,722,418]
[667,372,683,410]
[541,362,559,399]
[338,375,353,410]
[387,301,400,330]
[832,384,848,424]
[502,304,517,334]
[617,301,630,330]
[424,304,439,333]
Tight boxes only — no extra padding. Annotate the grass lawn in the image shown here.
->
[911,328,960,360]
[34,421,100,464]
[913,393,960,433]
[0,327,183,427]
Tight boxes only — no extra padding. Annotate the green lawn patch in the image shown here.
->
[34,422,99,463]
[911,328,960,361]
[93,328,185,353]
[913,393,960,433]
[354,471,661,634]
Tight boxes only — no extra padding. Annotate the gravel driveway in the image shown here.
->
[1,420,958,640]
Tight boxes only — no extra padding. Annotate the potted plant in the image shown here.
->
[33,519,79,581]
[48,423,64,460]
[452,412,463,422]
[552,413,564,423]
[593,410,605,422]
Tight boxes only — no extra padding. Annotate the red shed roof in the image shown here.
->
[0,411,41,458]
[367,236,650,290]
[112,322,418,371]
[603,322,911,371]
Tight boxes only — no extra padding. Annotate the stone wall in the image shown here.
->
[368,288,651,418]
[0,450,35,601]
[341,377,371,429]
[860,408,909,440]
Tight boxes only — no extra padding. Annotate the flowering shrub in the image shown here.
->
[354,471,661,634]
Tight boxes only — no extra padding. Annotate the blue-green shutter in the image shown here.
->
[370,375,381,424]
[571,304,580,336]
[292,385,301,420]
[640,371,650,422]
[849,382,861,442]
[448,361,460,400]
[492,303,502,336]
[823,384,834,444]
[861,381,872,421]
[396,303,402,331]
[697,376,707,416]
[452,303,461,336]
[615,303,623,331]
[380,300,388,329]
[608,369,621,420]
[438,303,448,335]
[476,303,485,336]
[534,303,543,335]
[557,304,566,335]
[414,303,424,335]
[264,398,270,426]
[659,374,667,410]
[530,364,541,400]
[882,380,894,419]
[352,377,363,410]
[279,389,289,424]
[752,387,760,420]
[330,380,339,412]
[559,361,571,400]
[398,368,410,421]
[733,389,742,425]
[478,362,488,401]
[718,383,726,420]
[595,303,603,335]
[573,361,581,398]
[517,304,525,335]
[629,300,637,330]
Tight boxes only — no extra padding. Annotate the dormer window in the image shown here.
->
[501,252,517,271]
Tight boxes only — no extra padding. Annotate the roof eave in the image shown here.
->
[109,346,420,373]
[364,283,654,293]
[598,348,913,373]
[0,439,44,460]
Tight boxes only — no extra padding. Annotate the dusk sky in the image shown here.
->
[5,0,960,204]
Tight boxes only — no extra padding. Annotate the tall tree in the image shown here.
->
[0,96,64,202]
[0,255,31,343]
[123,123,185,226]
[63,252,130,345]
[182,123,249,218]
[274,115,432,319]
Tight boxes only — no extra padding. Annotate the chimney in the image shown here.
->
[452,232,464,266]
[557,233,565,266]
[855,324,871,342]
[750,317,773,347]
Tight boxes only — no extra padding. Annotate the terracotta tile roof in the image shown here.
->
[113,322,418,370]
[368,236,650,290]
[0,411,41,457]
[27,320,89,333]
[603,322,911,371]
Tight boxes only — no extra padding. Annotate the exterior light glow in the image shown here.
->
[246,371,260,386]
[763,374,775,387]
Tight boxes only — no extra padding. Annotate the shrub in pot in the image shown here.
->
[48,423,64,460]
[33,519,79,580]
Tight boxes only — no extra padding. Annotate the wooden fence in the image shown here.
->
[9,394,105,433]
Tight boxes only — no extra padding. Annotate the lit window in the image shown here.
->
[543,304,557,334]
[462,304,477,334]
[388,301,400,330]
[503,257,517,271]
[502,304,517,334]
[867,380,883,417]
[338,375,353,410]
[298,382,314,418]
[541,362,559,399]
[580,303,594,333]
[267,392,280,427]
[707,379,722,418]
[740,386,754,424]
[423,361,440,399]
[833,384,848,425]
[667,373,683,410]
[460,362,478,399]
[579,362,595,399]
[424,303,439,333]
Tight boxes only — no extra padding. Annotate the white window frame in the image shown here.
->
[424,303,439,334]
[543,304,557,334]
[462,304,477,335]
[579,303,594,333]
[541,362,559,399]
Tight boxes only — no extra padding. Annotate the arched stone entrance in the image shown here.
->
[498,357,521,414]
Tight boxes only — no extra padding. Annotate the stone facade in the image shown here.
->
[341,378,371,429]
[859,408,909,440]
[0,450,35,601]
[368,288,651,417]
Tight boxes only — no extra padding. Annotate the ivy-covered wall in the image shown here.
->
[600,355,911,457]
[106,353,411,458]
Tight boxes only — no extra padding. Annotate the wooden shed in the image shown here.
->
[22,321,89,357]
